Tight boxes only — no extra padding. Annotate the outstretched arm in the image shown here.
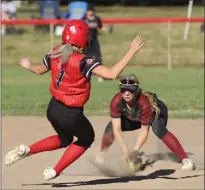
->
[133,103,154,151]
[92,34,144,80]
[20,58,49,75]
[133,125,150,151]
[112,118,129,161]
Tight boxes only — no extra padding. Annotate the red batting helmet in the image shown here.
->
[62,20,89,48]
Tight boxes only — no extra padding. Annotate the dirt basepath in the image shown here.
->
[2,116,204,189]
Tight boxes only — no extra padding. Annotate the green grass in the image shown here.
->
[2,6,204,118]
[2,6,204,67]
[17,4,204,18]
[2,66,204,118]
[2,23,204,67]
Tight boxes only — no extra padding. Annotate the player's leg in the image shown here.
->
[100,118,140,152]
[40,126,73,180]
[44,109,94,180]
[152,99,195,170]
[100,121,115,152]
[4,97,71,166]
[29,98,75,155]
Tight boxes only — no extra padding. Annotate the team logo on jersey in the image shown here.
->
[86,59,93,65]
[66,35,69,40]
[88,23,98,28]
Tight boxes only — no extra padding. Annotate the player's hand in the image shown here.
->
[20,58,31,70]
[122,152,130,163]
[129,34,144,54]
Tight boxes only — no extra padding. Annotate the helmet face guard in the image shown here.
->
[119,75,139,92]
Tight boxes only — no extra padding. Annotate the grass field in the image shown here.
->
[2,6,204,67]
[2,65,204,118]
[2,5,204,118]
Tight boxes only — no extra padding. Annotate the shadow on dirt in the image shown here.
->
[21,169,204,188]
[147,152,194,163]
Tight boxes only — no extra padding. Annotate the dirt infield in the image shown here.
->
[2,116,204,189]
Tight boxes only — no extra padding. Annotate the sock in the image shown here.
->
[29,135,61,155]
[54,143,86,175]
[162,131,188,161]
[100,133,114,152]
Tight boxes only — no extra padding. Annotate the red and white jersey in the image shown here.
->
[43,46,100,107]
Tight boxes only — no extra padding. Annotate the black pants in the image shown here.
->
[104,99,168,139]
[85,40,102,64]
[105,118,141,138]
[47,97,95,148]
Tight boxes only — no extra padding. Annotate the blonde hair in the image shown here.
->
[50,43,83,65]
[142,91,161,120]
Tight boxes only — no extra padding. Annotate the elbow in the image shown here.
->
[108,71,118,80]
[109,75,117,80]
[93,66,118,80]
[36,71,44,75]
[36,72,42,75]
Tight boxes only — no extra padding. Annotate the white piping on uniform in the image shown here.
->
[43,56,49,68]
[86,62,100,78]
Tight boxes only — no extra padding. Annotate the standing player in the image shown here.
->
[99,74,195,170]
[4,20,144,180]
[82,4,108,82]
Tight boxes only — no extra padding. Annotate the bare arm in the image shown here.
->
[133,125,150,151]
[99,26,108,32]
[20,58,49,75]
[92,34,144,80]
[112,118,129,155]
[92,50,136,80]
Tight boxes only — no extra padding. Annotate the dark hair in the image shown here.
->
[87,4,95,11]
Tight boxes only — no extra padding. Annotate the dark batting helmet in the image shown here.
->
[119,74,140,92]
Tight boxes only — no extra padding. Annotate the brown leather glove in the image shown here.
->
[129,150,144,172]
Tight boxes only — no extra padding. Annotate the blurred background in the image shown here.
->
[1,0,204,118]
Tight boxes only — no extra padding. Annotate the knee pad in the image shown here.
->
[152,125,168,139]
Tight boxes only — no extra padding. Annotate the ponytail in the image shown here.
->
[50,43,84,65]
[141,91,161,119]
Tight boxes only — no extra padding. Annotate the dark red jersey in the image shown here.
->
[110,92,155,125]
[43,46,100,107]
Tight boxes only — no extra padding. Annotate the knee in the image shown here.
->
[152,125,168,139]
[74,134,95,149]
[60,136,74,148]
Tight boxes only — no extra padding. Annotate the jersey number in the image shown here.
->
[56,69,65,89]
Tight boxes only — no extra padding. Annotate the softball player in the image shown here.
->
[99,74,196,170]
[82,4,107,82]
[4,20,144,180]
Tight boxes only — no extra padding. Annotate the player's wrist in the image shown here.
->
[25,64,32,71]
[128,48,137,55]
[133,147,140,151]
[122,147,129,155]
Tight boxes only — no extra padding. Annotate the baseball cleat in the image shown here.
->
[43,167,57,180]
[5,145,30,166]
[181,158,196,170]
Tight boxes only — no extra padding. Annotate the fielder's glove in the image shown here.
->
[129,150,144,172]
